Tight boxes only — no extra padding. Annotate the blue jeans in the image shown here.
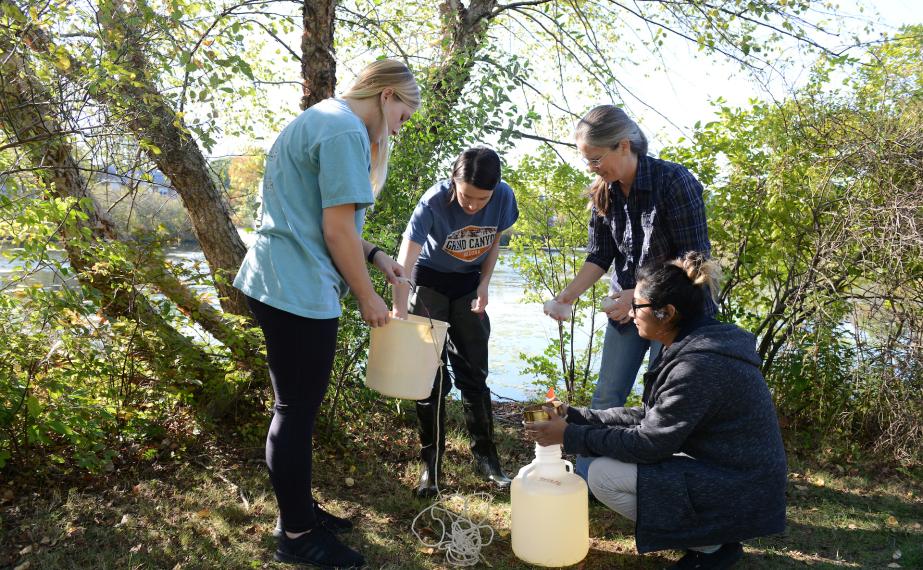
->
[576,320,661,480]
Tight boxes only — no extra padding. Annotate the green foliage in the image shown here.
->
[505,147,604,405]
[0,270,177,473]
[661,28,923,464]
[89,180,196,243]
[0,190,251,472]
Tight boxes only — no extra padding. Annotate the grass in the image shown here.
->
[2,401,922,569]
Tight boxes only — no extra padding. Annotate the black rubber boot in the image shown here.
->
[463,393,512,489]
[415,396,446,498]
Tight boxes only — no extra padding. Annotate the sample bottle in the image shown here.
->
[511,443,589,567]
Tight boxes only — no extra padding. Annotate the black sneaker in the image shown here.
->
[669,543,743,569]
[274,526,365,568]
[273,501,354,538]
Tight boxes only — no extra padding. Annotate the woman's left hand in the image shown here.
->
[602,289,634,324]
[371,250,405,285]
[524,407,568,446]
[471,283,488,313]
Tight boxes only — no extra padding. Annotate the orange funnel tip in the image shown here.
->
[545,387,556,401]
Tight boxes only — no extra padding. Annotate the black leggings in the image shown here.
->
[247,296,339,534]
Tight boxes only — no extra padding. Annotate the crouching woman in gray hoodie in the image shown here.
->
[525,251,787,570]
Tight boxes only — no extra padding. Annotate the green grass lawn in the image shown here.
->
[3,402,921,569]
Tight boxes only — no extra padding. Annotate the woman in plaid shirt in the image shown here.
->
[544,104,712,479]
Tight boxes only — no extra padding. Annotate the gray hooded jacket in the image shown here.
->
[563,318,787,553]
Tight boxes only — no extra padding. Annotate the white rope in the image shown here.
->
[409,284,495,567]
[411,492,496,567]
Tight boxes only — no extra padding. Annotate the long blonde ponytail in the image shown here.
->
[342,59,420,195]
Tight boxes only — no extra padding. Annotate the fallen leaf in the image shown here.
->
[886,515,899,527]
[66,525,84,537]
[887,563,901,568]
[131,484,142,495]
[344,477,355,487]
[912,522,921,530]
[14,562,30,570]
[18,545,33,556]
[418,547,436,555]
[130,544,143,553]
[39,537,50,545]
[195,509,211,518]
[116,514,131,527]
[893,549,902,560]
[847,523,858,530]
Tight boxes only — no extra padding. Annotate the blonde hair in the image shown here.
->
[575,105,648,216]
[342,59,420,195]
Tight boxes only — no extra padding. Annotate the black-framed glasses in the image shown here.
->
[630,301,655,313]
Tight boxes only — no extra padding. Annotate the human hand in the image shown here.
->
[358,293,391,328]
[371,250,405,285]
[543,299,572,321]
[549,400,569,417]
[471,283,488,313]
[524,410,568,446]
[602,289,633,324]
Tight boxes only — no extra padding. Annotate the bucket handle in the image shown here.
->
[563,460,573,473]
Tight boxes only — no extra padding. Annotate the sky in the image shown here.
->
[210,0,921,159]
[618,0,921,154]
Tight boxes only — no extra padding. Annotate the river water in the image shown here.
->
[0,245,601,401]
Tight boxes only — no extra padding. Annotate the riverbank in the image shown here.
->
[3,402,921,569]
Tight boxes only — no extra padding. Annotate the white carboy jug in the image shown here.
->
[511,443,589,567]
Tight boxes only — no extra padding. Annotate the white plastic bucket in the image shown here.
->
[365,314,449,400]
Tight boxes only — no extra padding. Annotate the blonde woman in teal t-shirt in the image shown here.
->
[233,59,418,569]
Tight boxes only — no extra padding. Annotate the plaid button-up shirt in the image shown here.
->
[585,154,714,316]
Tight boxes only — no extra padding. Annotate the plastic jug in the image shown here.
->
[511,444,589,567]
[365,314,449,400]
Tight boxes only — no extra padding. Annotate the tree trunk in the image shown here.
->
[383,0,498,199]
[0,36,230,402]
[302,0,337,110]
[9,0,250,317]
[97,0,249,317]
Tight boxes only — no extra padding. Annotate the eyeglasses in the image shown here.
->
[580,147,614,168]
[630,301,655,313]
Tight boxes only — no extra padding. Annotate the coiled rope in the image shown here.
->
[406,281,496,567]
[411,492,496,567]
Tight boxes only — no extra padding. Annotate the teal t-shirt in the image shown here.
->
[233,98,374,319]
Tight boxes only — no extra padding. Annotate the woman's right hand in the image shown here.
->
[543,299,572,322]
[358,293,391,327]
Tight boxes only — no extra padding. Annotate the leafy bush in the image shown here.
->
[506,147,604,405]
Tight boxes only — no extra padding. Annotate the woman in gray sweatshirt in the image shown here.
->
[526,251,787,569]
